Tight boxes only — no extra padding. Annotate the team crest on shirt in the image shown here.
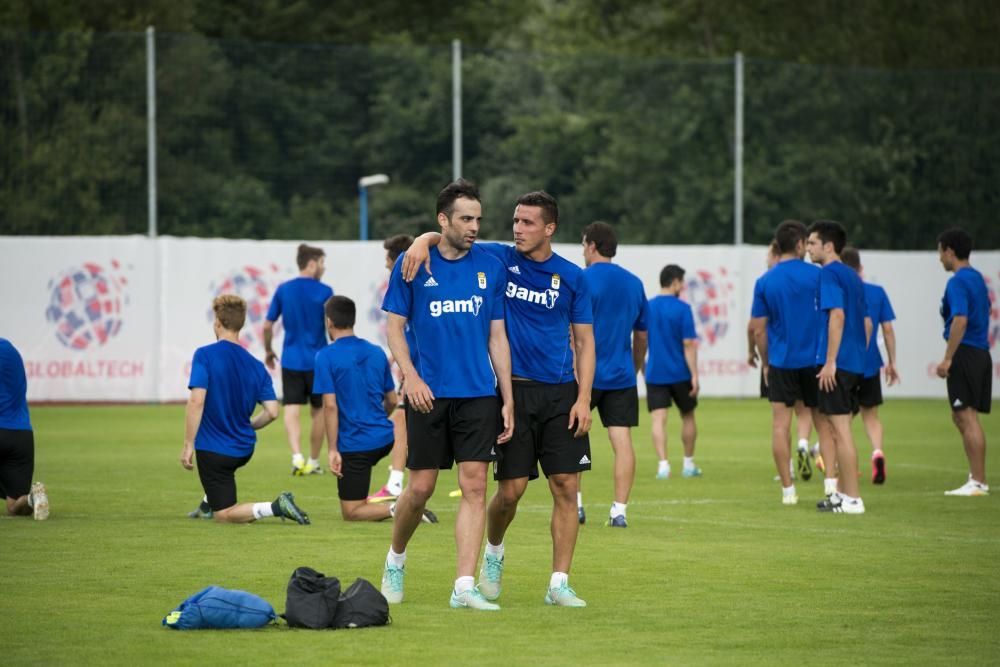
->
[551,274,561,289]
[477,272,487,289]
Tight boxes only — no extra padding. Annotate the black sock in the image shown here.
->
[271,499,283,517]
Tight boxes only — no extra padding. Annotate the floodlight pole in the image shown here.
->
[146,26,157,238]
[358,174,390,241]
[452,39,462,180]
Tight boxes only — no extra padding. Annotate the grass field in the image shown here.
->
[2,399,998,666]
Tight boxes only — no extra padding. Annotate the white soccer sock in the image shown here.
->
[577,492,583,509]
[387,469,405,494]
[872,448,883,458]
[782,485,797,497]
[797,438,809,451]
[658,459,670,472]
[454,576,475,594]
[610,502,627,518]
[485,541,504,559]
[292,453,305,466]
[683,456,695,469]
[252,502,274,519]
[307,457,320,469]
[388,503,396,518]
[549,572,568,590]
[387,547,406,568]
[824,478,838,495]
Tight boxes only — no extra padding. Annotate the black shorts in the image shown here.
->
[338,442,393,501]
[196,449,253,511]
[406,396,499,470]
[948,344,993,414]
[496,380,591,481]
[282,368,322,408]
[0,428,34,499]
[856,374,883,409]
[768,366,819,408]
[590,386,639,427]
[817,368,861,416]
[646,382,698,414]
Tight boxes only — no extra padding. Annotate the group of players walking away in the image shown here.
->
[3,182,989,616]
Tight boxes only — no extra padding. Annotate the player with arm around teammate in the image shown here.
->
[182,295,310,525]
[403,190,595,607]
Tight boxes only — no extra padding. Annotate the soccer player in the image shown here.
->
[403,190,595,608]
[806,221,871,514]
[0,338,48,520]
[645,264,701,480]
[935,228,992,497]
[380,179,514,611]
[263,243,333,475]
[368,234,416,503]
[579,221,648,528]
[313,295,438,523]
[750,221,822,504]
[182,295,310,525]
[840,247,900,484]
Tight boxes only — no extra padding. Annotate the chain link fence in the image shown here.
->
[2,29,998,248]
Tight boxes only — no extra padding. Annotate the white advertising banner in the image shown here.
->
[1,236,997,401]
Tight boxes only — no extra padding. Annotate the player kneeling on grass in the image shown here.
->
[313,295,438,524]
[182,295,310,525]
[1,337,49,521]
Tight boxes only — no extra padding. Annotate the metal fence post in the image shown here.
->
[734,51,744,246]
[452,39,462,180]
[147,26,157,238]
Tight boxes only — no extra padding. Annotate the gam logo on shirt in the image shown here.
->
[429,295,484,318]
[505,281,559,309]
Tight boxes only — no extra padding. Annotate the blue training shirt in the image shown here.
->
[750,259,821,369]
[312,336,395,453]
[265,277,334,371]
[645,295,697,384]
[478,243,593,384]
[941,266,991,350]
[188,340,277,458]
[583,262,648,390]
[0,338,31,431]
[863,282,896,378]
[816,261,868,374]
[382,245,506,398]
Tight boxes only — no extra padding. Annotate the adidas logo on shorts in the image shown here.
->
[579,455,591,465]
[424,276,439,287]
[953,398,963,408]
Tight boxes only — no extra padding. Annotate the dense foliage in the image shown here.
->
[2,0,998,247]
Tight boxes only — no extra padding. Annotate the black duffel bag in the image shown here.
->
[283,566,341,629]
[332,578,391,629]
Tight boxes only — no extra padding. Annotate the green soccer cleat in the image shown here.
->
[682,466,703,478]
[274,491,310,525]
[477,553,504,601]
[544,583,587,608]
[186,506,214,520]
[381,563,405,604]
[450,587,500,611]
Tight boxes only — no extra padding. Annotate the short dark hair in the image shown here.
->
[660,264,685,287]
[436,179,481,218]
[808,220,847,254]
[383,234,414,262]
[774,220,807,255]
[937,228,973,260]
[296,243,325,270]
[324,295,356,329]
[516,191,559,226]
[840,246,861,271]
[582,221,617,258]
